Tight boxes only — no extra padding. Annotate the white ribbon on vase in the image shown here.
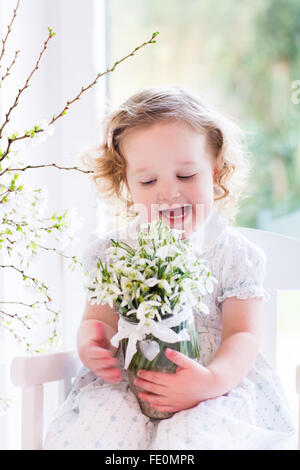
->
[110,306,194,369]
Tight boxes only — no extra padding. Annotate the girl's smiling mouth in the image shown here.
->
[159,204,192,225]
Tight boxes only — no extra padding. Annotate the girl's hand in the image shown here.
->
[133,348,215,413]
[81,322,122,383]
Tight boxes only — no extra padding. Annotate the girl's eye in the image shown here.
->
[139,174,196,186]
[140,180,156,185]
[177,174,196,179]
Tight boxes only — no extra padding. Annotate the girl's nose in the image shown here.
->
[157,183,181,201]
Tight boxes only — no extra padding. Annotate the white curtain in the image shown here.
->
[0,0,109,449]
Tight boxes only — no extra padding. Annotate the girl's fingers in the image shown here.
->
[89,346,113,359]
[138,393,174,411]
[91,364,119,375]
[87,344,122,381]
[139,392,165,406]
[89,351,116,363]
[96,369,122,382]
[134,377,167,395]
[94,359,119,370]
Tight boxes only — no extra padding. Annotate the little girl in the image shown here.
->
[44,85,296,450]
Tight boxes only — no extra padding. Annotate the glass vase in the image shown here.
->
[120,308,201,420]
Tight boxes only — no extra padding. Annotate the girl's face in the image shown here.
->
[122,121,217,239]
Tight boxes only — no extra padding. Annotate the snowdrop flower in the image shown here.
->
[143,277,160,288]
[136,300,161,325]
[156,244,182,260]
[120,276,132,293]
[86,218,217,326]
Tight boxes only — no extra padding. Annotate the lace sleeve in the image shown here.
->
[217,231,271,304]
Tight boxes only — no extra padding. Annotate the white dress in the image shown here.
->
[44,208,296,450]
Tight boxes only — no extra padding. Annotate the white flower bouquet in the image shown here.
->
[86,219,217,418]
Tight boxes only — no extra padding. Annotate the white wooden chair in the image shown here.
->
[10,227,300,450]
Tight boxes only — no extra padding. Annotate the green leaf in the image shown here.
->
[47,26,56,37]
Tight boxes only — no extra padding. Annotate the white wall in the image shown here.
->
[0,0,108,449]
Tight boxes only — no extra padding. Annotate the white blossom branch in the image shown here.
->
[0,264,52,302]
[0,162,93,177]
[0,318,30,348]
[0,27,55,141]
[0,31,159,160]
[0,49,20,85]
[0,0,20,67]
[0,308,31,330]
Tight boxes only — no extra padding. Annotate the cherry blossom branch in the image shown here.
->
[0,299,46,308]
[0,264,52,302]
[0,308,31,330]
[0,0,20,67]
[0,300,59,320]
[2,232,83,266]
[49,31,159,125]
[0,49,20,85]
[0,297,59,352]
[0,309,58,353]
[0,318,30,348]
[1,216,55,232]
[1,215,72,235]
[0,5,160,356]
[34,243,83,265]
[0,27,56,141]
[0,162,93,177]
[0,31,160,161]
[0,188,12,203]
[0,300,58,328]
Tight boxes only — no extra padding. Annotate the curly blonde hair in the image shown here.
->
[81,85,251,224]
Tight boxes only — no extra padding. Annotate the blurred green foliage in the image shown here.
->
[109,0,300,228]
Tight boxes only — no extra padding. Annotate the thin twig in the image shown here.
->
[0,49,20,84]
[1,221,83,266]
[0,264,52,302]
[0,31,159,158]
[0,28,55,140]
[1,216,62,234]
[0,0,20,66]
[0,299,59,317]
[0,299,45,307]
[0,319,30,347]
[34,243,84,265]
[1,216,73,237]
[0,162,93,177]
[49,32,159,126]
[0,188,13,203]
[0,308,31,330]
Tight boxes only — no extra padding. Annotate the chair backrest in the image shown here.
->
[235,226,300,367]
